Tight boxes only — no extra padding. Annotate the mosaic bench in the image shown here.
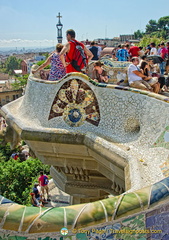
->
[87,59,130,85]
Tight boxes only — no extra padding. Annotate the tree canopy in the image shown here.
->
[134,15,169,40]
[5,56,21,75]
[0,142,50,205]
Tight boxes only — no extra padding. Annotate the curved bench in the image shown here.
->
[1,72,169,239]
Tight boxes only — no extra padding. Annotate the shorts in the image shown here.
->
[41,185,48,191]
[147,77,158,86]
[129,78,158,90]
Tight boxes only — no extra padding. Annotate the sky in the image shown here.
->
[0,0,169,49]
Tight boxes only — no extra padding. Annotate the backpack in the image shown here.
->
[43,175,49,185]
[69,40,87,72]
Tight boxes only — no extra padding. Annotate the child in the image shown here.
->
[92,61,108,83]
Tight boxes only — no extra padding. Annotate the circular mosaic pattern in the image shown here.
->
[49,79,100,127]
[63,105,86,127]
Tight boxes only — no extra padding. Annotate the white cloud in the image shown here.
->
[0,39,56,48]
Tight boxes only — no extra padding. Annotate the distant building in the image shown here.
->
[21,54,46,75]
[0,78,22,106]
[120,34,135,42]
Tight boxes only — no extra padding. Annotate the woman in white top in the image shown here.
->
[150,42,157,55]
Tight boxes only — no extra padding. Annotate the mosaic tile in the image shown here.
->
[114,214,146,240]
[115,193,143,219]
[152,126,169,150]
[48,79,100,127]
[160,158,169,177]
[150,177,169,206]
[146,203,169,240]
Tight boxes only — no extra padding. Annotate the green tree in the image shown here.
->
[12,74,29,90]
[0,142,18,161]
[37,59,50,69]
[5,56,21,75]
[134,30,144,39]
[0,157,50,205]
[145,19,158,34]
[158,16,169,31]
[139,35,165,47]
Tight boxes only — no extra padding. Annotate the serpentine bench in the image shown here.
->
[87,58,130,85]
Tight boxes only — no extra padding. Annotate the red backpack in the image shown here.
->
[68,40,87,72]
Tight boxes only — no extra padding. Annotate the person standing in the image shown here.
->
[160,42,167,75]
[38,171,49,201]
[59,29,93,73]
[150,42,157,55]
[165,42,169,75]
[89,41,99,60]
[116,44,129,61]
[129,45,140,58]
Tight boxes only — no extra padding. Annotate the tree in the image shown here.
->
[37,59,50,69]
[5,56,21,75]
[134,30,144,39]
[145,19,158,34]
[0,142,50,205]
[139,35,165,47]
[158,16,169,31]
[0,157,50,205]
[12,74,29,90]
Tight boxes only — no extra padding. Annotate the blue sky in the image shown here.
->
[0,0,169,48]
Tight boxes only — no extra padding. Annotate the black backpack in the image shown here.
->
[69,40,87,72]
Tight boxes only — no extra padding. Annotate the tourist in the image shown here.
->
[59,29,93,73]
[165,42,169,75]
[38,171,50,201]
[32,44,66,81]
[11,153,19,160]
[145,45,151,55]
[89,41,99,60]
[95,43,102,58]
[30,192,43,207]
[157,44,161,55]
[140,61,160,93]
[115,45,121,59]
[150,42,157,55]
[116,44,129,61]
[138,47,145,58]
[127,57,157,91]
[160,42,168,75]
[129,45,140,58]
[33,183,41,200]
[92,61,108,83]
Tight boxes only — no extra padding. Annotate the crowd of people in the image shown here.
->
[32,29,169,93]
[114,41,169,76]
[127,54,169,93]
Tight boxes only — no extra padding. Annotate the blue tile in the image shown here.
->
[150,182,169,205]
[160,177,169,187]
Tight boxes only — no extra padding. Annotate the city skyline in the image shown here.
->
[0,0,169,49]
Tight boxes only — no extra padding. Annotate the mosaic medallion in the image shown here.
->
[48,79,100,127]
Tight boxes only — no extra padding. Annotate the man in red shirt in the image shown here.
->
[59,29,93,73]
[129,45,140,58]
[38,171,49,201]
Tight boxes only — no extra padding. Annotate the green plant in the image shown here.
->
[0,157,50,205]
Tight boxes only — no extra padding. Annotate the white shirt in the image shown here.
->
[97,46,102,56]
[150,47,157,55]
[128,64,142,83]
